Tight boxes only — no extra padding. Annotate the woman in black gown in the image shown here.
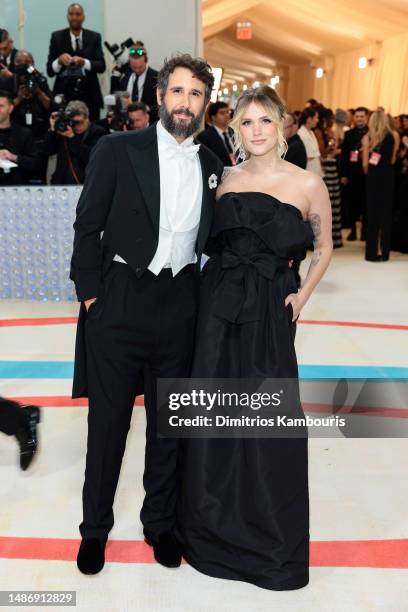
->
[176,86,333,590]
[362,111,396,261]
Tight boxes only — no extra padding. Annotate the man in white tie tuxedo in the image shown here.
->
[70,54,223,575]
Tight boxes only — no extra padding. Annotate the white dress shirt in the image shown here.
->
[297,125,323,176]
[114,120,203,276]
[126,66,148,101]
[51,31,91,73]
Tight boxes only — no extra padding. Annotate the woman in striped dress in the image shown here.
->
[315,109,343,248]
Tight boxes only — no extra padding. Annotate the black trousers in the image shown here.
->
[0,397,25,436]
[80,262,198,540]
[344,174,366,230]
[365,168,394,261]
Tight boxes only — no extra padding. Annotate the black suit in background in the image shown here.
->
[365,132,395,261]
[340,126,368,230]
[70,124,223,541]
[43,123,106,185]
[0,123,40,185]
[285,133,307,169]
[197,125,234,167]
[46,28,106,120]
[110,65,158,123]
[1,48,18,73]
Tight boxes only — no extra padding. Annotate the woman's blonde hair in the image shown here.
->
[229,85,288,159]
[368,110,392,151]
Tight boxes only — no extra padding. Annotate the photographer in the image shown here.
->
[96,91,131,133]
[2,51,52,183]
[98,94,150,133]
[43,99,105,185]
[0,29,18,77]
[0,89,40,186]
[110,42,158,122]
[5,52,52,140]
[46,3,106,120]
[126,101,150,130]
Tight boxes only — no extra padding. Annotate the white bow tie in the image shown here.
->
[162,142,200,160]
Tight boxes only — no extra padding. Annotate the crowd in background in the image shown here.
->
[0,3,407,260]
[289,101,408,261]
[199,99,408,261]
[0,4,156,187]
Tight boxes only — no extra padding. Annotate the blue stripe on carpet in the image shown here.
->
[0,362,407,380]
[0,361,74,379]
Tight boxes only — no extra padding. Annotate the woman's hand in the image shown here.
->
[284,292,304,322]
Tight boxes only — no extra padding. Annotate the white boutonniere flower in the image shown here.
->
[208,173,218,189]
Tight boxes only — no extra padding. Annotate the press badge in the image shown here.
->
[369,152,381,166]
[25,113,33,125]
[350,150,359,162]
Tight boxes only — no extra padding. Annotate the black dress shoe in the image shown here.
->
[15,405,41,470]
[77,538,107,574]
[144,530,182,568]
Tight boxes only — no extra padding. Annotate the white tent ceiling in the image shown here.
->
[203,0,408,85]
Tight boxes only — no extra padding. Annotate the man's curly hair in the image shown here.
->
[157,53,214,104]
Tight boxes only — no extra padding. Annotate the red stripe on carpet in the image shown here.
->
[310,538,408,568]
[9,396,145,407]
[0,537,155,563]
[304,402,408,419]
[0,317,78,327]
[298,320,408,331]
[1,317,407,330]
[0,536,407,568]
[8,397,408,418]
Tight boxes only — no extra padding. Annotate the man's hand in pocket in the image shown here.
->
[84,298,97,312]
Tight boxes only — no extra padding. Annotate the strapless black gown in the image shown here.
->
[175,192,315,590]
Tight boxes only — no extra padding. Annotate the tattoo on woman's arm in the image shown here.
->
[309,213,322,267]
[308,213,322,268]
[310,249,322,268]
[221,167,233,182]
[309,213,321,241]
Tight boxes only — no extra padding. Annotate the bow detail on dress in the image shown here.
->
[212,248,285,324]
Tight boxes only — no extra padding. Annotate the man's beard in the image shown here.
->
[158,103,205,138]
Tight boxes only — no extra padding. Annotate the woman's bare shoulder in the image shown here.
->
[282,161,328,210]
[221,162,250,181]
[217,163,249,198]
[284,160,324,186]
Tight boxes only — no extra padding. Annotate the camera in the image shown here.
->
[55,110,75,133]
[104,38,134,65]
[61,62,84,79]
[59,62,86,100]
[104,93,130,132]
[14,64,41,94]
[51,95,75,133]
